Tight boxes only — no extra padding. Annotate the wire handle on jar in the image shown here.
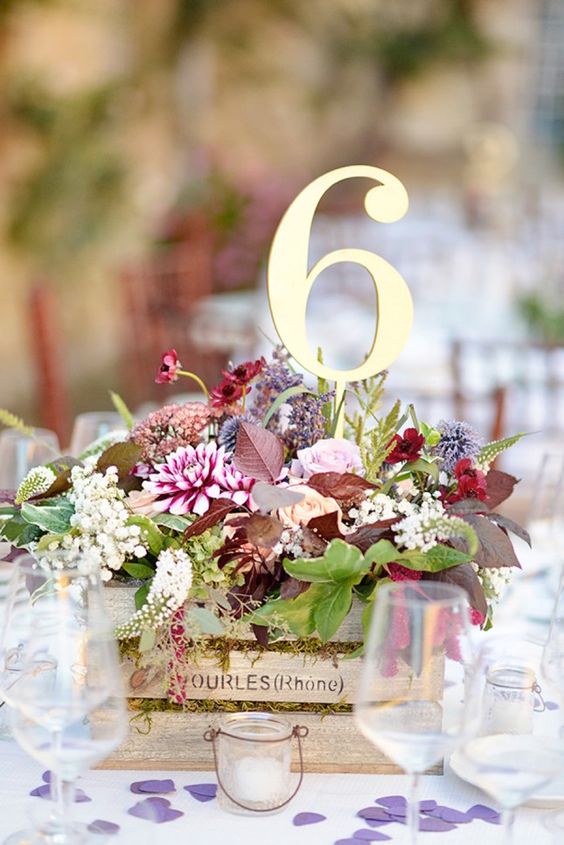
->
[203,724,309,813]
[533,682,546,713]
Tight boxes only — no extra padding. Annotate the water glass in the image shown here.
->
[69,412,125,457]
[0,429,60,488]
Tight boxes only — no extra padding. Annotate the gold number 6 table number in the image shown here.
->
[267,165,414,437]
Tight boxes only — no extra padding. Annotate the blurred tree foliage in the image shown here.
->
[0,0,490,278]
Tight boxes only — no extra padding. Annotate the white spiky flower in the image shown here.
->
[15,466,56,505]
[115,548,193,639]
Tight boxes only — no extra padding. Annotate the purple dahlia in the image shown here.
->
[144,442,254,516]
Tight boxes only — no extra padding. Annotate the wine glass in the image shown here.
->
[458,636,564,844]
[528,453,564,590]
[0,429,60,488]
[355,581,478,844]
[0,553,127,845]
[69,412,126,457]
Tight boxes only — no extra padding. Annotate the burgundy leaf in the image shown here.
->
[307,472,377,502]
[37,469,72,499]
[184,498,239,539]
[464,514,522,568]
[448,499,490,515]
[429,563,488,617]
[307,511,345,542]
[485,469,519,509]
[244,514,283,548]
[233,422,284,482]
[300,527,328,556]
[251,481,304,513]
[347,520,398,552]
[486,512,531,547]
[251,623,269,647]
[0,490,16,505]
[96,442,142,481]
[280,577,309,599]
[293,812,326,826]
[87,820,120,835]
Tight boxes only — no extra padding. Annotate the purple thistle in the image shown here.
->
[286,391,334,451]
[250,347,303,427]
[433,419,482,473]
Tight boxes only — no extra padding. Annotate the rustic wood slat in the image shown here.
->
[99,710,443,775]
[122,651,444,704]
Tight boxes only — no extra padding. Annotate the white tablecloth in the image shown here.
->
[0,743,555,844]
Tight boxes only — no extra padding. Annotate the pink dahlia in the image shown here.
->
[144,442,255,515]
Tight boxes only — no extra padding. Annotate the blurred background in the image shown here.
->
[0,0,563,497]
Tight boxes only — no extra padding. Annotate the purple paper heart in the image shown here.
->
[30,785,51,799]
[30,785,90,803]
[432,806,472,824]
[87,820,120,835]
[42,771,52,784]
[130,779,175,795]
[467,804,501,823]
[363,820,392,829]
[293,812,326,826]
[184,783,217,802]
[546,701,560,711]
[358,808,394,822]
[335,840,360,845]
[352,830,392,841]
[375,795,406,810]
[419,800,437,812]
[128,797,184,824]
[418,817,457,832]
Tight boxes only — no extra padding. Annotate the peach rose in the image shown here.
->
[277,484,343,530]
[126,489,161,517]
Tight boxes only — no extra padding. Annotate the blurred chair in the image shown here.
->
[120,236,226,405]
[29,285,71,446]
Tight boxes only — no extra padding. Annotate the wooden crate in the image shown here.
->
[101,584,444,773]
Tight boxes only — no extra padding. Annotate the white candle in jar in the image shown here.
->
[234,755,287,803]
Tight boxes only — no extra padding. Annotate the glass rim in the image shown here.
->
[11,552,94,578]
[219,712,293,742]
[376,580,467,608]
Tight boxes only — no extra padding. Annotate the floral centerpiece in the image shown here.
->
[0,345,527,699]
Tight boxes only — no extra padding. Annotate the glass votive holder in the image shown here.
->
[544,809,564,843]
[204,712,308,815]
[481,663,544,736]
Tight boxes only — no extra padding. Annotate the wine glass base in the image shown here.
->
[4,824,97,845]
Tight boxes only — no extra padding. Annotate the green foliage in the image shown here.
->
[185,606,225,636]
[122,562,156,580]
[283,540,368,584]
[126,516,165,557]
[0,410,34,437]
[110,391,134,431]
[479,433,527,466]
[20,499,74,535]
[345,372,387,446]
[185,528,234,600]
[359,399,402,481]
[0,513,43,548]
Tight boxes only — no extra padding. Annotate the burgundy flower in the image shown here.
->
[387,428,425,464]
[222,357,265,386]
[209,379,245,409]
[469,608,485,627]
[155,349,182,384]
[448,458,487,503]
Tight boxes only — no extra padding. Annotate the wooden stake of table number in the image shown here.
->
[267,165,414,437]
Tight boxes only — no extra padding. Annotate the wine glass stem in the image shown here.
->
[502,808,516,845]
[49,730,75,840]
[407,771,421,845]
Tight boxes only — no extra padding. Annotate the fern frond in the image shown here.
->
[361,399,402,481]
[110,391,134,431]
[0,410,34,437]
[479,432,527,466]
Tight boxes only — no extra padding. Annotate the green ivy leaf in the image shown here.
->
[20,500,74,534]
[134,581,151,610]
[185,606,225,636]
[122,561,155,580]
[153,513,194,532]
[127,515,164,556]
[283,539,369,584]
[313,581,353,642]
[0,514,42,547]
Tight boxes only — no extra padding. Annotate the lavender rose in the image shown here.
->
[290,438,363,480]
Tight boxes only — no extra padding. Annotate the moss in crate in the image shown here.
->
[127,697,353,734]
[119,635,363,672]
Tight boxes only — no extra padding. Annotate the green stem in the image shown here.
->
[177,370,209,399]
